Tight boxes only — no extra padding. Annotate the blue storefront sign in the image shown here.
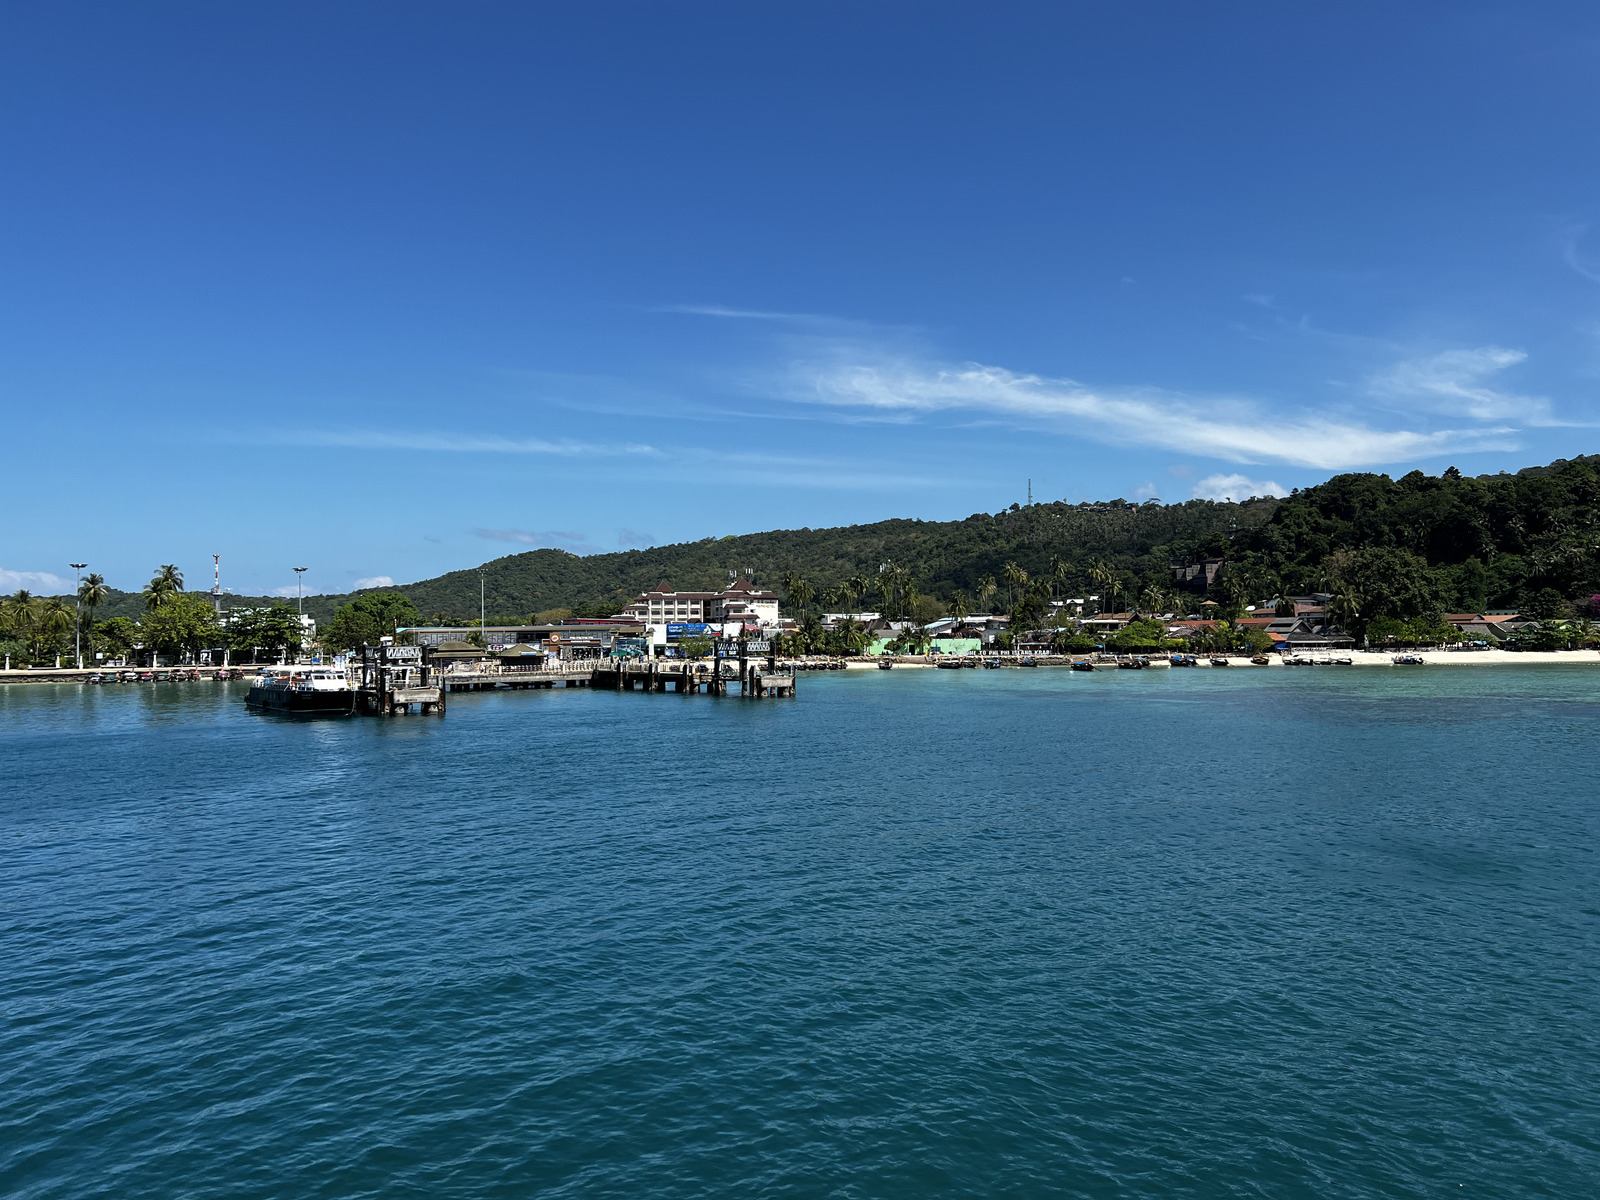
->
[666,623,709,640]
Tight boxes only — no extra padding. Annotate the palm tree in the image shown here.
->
[1328,587,1362,639]
[949,590,971,633]
[792,578,814,614]
[1140,583,1165,614]
[847,574,869,612]
[976,574,997,613]
[78,573,108,659]
[144,564,184,610]
[2,591,34,657]
[1002,561,1028,610]
[1047,554,1068,601]
[36,597,73,664]
[1271,580,1297,617]
[1086,558,1112,614]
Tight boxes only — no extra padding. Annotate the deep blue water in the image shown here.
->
[2,667,1598,1198]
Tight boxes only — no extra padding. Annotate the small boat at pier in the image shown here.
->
[1070,659,1095,672]
[246,666,356,715]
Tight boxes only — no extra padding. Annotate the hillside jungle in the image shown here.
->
[8,456,1600,664]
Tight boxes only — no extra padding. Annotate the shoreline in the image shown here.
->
[4,647,1598,686]
[837,649,1600,669]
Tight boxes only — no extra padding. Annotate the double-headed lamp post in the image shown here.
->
[70,563,87,668]
[293,567,308,615]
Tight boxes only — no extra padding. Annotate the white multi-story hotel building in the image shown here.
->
[619,577,782,628]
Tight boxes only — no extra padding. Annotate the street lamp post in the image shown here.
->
[293,567,309,664]
[70,563,87,668]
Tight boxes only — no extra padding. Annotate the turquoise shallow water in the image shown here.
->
[2,667,1598,1198]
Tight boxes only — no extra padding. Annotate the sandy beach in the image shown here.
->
[841,649,1600,669]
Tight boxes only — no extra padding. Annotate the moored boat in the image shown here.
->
[1209,657,1230,667]
[878,659,894,669]
[1250,655,1270,665]
[246,666,356,715]
[1070,659,1095,671]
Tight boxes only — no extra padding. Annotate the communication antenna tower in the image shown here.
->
[211,555,222,616]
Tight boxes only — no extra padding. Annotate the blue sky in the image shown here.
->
[6,3,1600,597]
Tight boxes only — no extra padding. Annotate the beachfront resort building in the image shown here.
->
[617,577,782,628]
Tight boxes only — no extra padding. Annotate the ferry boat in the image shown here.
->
[246,665,356,715]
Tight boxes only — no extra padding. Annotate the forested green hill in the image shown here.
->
[83,453,1600,632]
[1224,456,1600,618]
[383,496,1279,622]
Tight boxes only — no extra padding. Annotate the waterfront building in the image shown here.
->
[398,623,644,658]
[618,577,782,627]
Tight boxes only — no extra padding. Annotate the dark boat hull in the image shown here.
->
[246,687,355,716]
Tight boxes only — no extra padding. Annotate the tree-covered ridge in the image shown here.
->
[33,454,1600,651]
[388,496,1280,622]
[1226,456,1600,616]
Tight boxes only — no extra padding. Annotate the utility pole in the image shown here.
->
[1027,479,1032,506]
[293,567,308,615]
[70,563,86,668]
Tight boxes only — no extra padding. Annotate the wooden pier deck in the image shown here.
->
[590,660,795,697]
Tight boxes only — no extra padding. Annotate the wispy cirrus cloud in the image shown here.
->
[270,430,659,456]
[653,303,819,321]
[353,576,394,589]
[1368,347,1552,422]
[795,359,1516,470]
[1560,223,1600,285]
[474,528,604,555]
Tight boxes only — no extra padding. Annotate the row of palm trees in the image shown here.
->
[777,554,1210,638]
[2,565,184,665]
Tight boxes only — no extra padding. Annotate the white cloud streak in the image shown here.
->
[655,304,816,321]
[1191,473,1287,502]
[800,361,1516,470]
[0,567,72,593]
[277,430,659,456]
[1368,347,1550,422]
[353,576,394,589]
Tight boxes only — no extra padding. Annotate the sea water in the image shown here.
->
[2,668,1597,1198]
